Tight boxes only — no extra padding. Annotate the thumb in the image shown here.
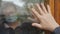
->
[32,23,42,29]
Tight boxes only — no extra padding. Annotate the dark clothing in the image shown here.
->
[0,22,43,34]
[52,27,60,34]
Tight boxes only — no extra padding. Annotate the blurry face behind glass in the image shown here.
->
[2,5,19,23]
[3,6,16,17]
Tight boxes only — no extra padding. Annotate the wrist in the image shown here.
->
[50,25,59,32]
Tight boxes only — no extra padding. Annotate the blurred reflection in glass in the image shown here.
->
[0,0,45,34]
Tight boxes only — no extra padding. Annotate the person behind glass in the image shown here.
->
[0,15,5,26]
[28,3,60,34]
[0,2,43,34]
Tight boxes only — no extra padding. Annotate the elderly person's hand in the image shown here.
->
[29,3,59,32]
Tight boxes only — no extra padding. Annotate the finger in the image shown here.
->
[41,3,47,13]
[32,13,40,21]
[28,6,40,20]
[32,23,42,29]
[36,3,45,15]
[28,17,39,23]
[47,5,51,14]
[32,12,37,19]
[31,8,42,19]
[28,5,42,21]
[27,17,36,21]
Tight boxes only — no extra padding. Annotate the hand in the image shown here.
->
[29,3,59,32]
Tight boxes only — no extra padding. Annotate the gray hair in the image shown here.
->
[0,2,17,14]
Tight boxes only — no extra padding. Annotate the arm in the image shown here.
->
[52,27,60,34]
